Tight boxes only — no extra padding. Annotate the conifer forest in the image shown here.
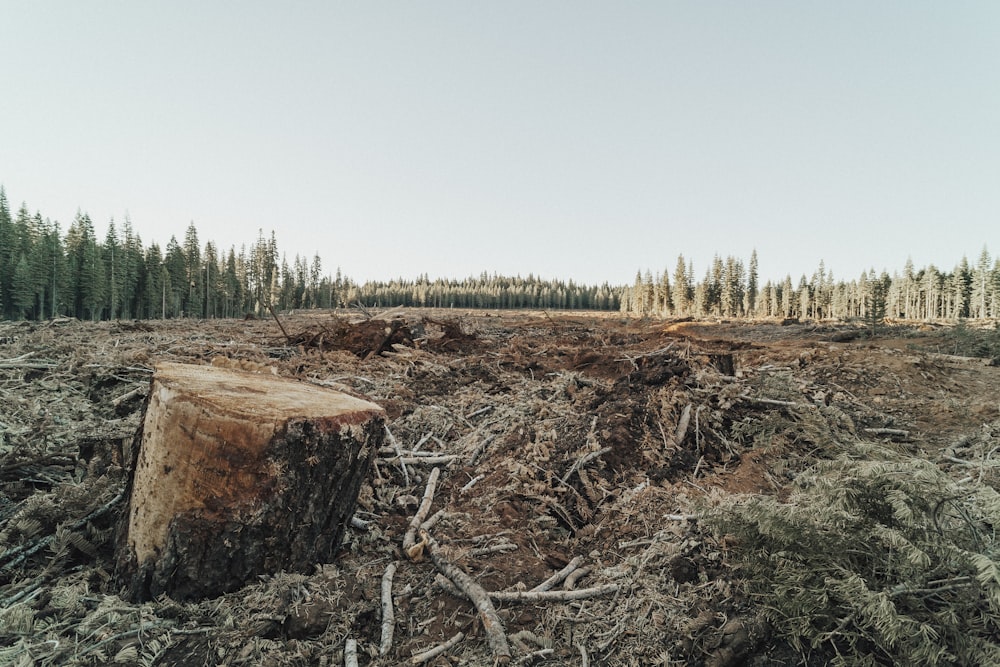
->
[2,187,1000,667]
[1,187,998,323]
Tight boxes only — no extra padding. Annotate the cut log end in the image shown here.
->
[116,362,384,601]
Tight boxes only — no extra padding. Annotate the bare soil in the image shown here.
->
[1,310,997,666]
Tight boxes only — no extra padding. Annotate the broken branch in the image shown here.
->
[380,562,397,656]
[410,632,464,665]
[490,583,620,603]
[424,532,511,665]
[403,467,441,559]
[529,556,584,593]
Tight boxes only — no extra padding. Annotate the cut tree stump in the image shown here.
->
[116,361,384,601]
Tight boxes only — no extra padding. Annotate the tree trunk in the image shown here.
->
[116,362,384,601]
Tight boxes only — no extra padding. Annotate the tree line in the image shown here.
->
[1,186,996,322]
[0,188,623,321]
[619,249,1000,321]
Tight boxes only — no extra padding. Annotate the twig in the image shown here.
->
[410,632,464,665]
[0,352,58,370]
[576,641,590,667]
[344,638,358,667]
[350,516,370,530]
[740,395,812,409]
[561,447,612,484]
[466,405,494,419]
[529,556,584,592]
[420,509,447,532]
[515,649,555,665]
[111,385,146,407]
[403,467,441,559]
[461,474,485,493]
[563,566,592,590]
[467,434,497,466]
[380,562,397,656]
[614,344,675,364]
[490,584,619,603]
[424,532,511,664]
[378,454,458,466]
[471,543,518,557]
[384,426,410,486]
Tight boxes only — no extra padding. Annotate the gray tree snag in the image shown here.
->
[116,362,384,601]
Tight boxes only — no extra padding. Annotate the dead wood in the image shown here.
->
[490,583,619,603]
[380,562,397,656]
[411,631,465,665]
[344,637,359,667]
[423,531,512,665]
[403,466,441,560]
[529,556,584,592]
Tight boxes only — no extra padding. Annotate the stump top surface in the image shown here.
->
[153,361,383,421]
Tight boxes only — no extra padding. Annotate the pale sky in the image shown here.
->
[2,2,998,286]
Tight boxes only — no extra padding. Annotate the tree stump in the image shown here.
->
[116,362,384,601]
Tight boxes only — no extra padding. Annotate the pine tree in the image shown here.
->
[746,249,759,317]
[183,222,203,317]
[11,254,33,319]
[65,212,105,320]
[671,255,689,315]
[0,186,11,316]
[971,247,991,319]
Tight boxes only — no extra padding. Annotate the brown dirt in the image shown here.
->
[1,310,997,666]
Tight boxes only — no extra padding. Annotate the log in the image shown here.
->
[116,362,384,601]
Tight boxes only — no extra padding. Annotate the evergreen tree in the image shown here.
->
[183,222,203,317]
[971,247,991,318]
[746,249,759,317]
[11,255,33,319]
[671,254,689,315]
[65,212,105,320]
[0,187,11,316]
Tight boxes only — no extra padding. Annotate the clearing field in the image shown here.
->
[1,311,998,666]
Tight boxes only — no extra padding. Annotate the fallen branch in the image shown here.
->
[111,385,146,407]
[411,632,464,665]
[379,454,458,466]
[344,638,358,667]
[461,474,485,493]
[563,566,592,590]
[530,556,584,593]
[420,509,446,532]
[490,583,619,603]
[471,543,518,557]
[515,648,555,665]
[424,532,511,665]
[0,352,58,370]
[380,562,397,657]
[384,426,410,486]
[403,467,441,560]
[740,395,812,409]
[467,434,497,466]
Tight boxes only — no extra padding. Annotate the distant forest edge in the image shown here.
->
[0,187,996,323]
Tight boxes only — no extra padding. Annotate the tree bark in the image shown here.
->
[116,362,384,601]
